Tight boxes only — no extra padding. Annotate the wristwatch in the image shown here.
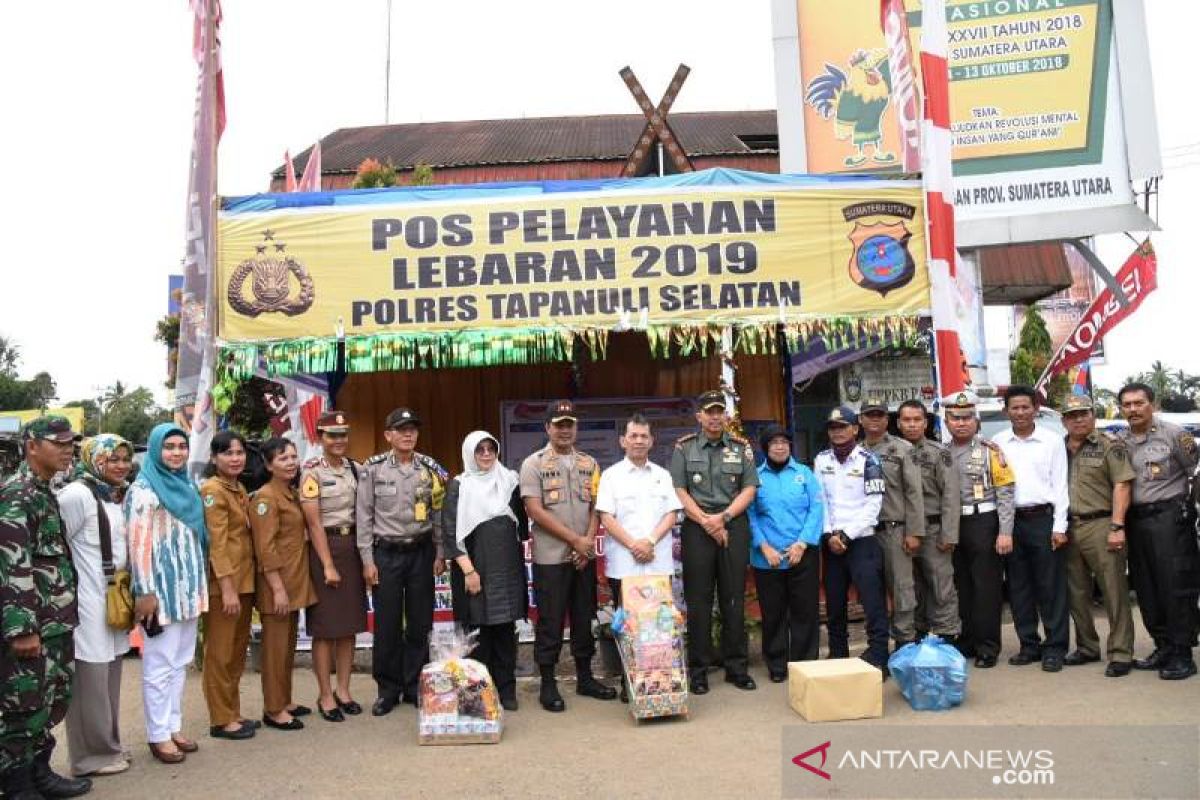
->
[721,511,732,524]
[1110,523,1125,531]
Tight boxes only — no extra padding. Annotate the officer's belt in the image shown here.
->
[1015,503,1053,518]
[1128,496,1187,520]
[1068,510,1110,524]
[925,514,941,524]
[961,502,997,515]
[874,520,904,530]
[373,535,431,552]
[325,524,356,537]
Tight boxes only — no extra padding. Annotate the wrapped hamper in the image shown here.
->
[887,634,967,711]
[612,574,689,721]
[418,629,503,745]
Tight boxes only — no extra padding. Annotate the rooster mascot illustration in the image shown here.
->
[805,48,897,167]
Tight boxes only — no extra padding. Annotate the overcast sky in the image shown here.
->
[0,0,1193,406]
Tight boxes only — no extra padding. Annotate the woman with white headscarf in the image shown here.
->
[441,431,528,711]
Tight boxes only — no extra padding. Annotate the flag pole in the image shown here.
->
[384,0,392,123]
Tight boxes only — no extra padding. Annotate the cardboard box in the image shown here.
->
[788,659,883,722]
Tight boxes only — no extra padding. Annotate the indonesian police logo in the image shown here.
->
[842,201,917,297]
[227,230,315,318]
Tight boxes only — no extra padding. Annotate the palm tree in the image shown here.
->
[0,336,19,377]
[101,380,127,413]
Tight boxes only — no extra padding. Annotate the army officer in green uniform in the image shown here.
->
[670,390,759,694]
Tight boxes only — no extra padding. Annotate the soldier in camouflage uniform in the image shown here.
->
[0,416,92,799]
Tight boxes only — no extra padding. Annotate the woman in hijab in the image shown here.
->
[441,431,528,711]
[58,435,134,778]
[126,424,208,764]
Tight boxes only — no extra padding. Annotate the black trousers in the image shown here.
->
[471,623,517,701]
[754,547,820,673]
[371,539,435,701]
[953,511,1004,659]
[1007,509,1069,657]
[823,535,889,667]
[1128,501,1200,655]
[533,561,598,668]
[681,515,750,676]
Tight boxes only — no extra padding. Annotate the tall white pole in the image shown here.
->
[384,0,393,124]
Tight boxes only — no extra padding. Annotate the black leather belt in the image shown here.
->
[1068,510,1110,523]
[325,524,356,537]
[1128,497,1186,520]
[1015,503,1053,518]
[374,535,431,552]
[926,514,941,523]
[875,520,904,530]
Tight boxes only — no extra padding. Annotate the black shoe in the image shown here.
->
[725,673,757,691]
[288,704,312,718]
[974,655,997,669]
[539,679,565,713]
[1007,650,1042,666]
[1159,658,1197,681]
[1105,661,1132,678]
[576,675,617,701]
[769,671,787,683]
[240,718,262,729]
[371,696,398,717]
[401,694,419,708]
[1134,647,1170,670]
[690,672,709,695]
[619,683,629,703]
[32,761,92,799]
[1063,650,1101,666]
[209,721,256,740]
[334,693,363,715]
[318,700,345,723]
[1041,655,1063,673]
[3,765,43,800]
[262,715,304,731]
[500,695,519,712]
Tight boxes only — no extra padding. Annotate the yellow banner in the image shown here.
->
[797,0,1110,175]
[217,183,928,342]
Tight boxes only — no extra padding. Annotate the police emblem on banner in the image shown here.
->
[842,201,917,297]
[227,230,315,318]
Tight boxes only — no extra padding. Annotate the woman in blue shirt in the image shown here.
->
[748,424,824,681]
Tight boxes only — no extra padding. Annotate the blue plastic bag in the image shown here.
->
[887,634,967,711]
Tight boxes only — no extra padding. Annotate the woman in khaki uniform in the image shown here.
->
[199,432,258,740]
[249,438,317,731]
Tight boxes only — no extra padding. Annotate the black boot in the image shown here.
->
[2,765,46,800]
[538,665,565,712]
[575,660,617,701]
[32,751,91,799]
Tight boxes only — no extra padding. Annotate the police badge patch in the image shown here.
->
[203,494,215,507]
[256,501,269,516]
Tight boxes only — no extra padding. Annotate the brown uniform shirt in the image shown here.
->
[1117,416,1200,505]
[1066,431,1136,517]
[300,457,358,529]
[250,481,317,613]
[200,476,255,595]
[518,446,599,565]
[865,433,925,536]
[908,438,962,545]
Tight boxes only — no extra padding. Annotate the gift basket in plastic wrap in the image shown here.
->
[611,574,689,721]
[417,628,503,745]
[887,634,968,711]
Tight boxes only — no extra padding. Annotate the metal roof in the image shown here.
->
[276,110,778,176]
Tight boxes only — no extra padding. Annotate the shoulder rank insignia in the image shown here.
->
[674,432,697,448]
[365,451,390,466]
[415,452,449,481]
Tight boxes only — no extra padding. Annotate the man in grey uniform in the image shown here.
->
[356,407,448,715]
[1117,382,1199,680]
[896,399,961,643]
[943,391,1016,668]
[859,401,925,649]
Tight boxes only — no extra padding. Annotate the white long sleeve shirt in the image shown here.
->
[595,457,682,579]
[814,446,884,540]
[991,424,1069,532]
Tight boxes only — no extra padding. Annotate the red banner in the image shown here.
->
[1036,240,1157,393]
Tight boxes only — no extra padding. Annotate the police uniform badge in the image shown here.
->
[203,494,215,508]
[256,501,269,516]
[300,474,321,500]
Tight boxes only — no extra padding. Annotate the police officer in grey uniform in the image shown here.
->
[356,407,449,715]
[943,391,1016,667]
[519,400,617,712]
[1117,382,1200,680]
[896,399,961,642]
[670,390,759,694]
[859,401,925,648]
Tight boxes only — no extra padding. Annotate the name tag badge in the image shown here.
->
[973,482,985,500]
[848,469,864,477]
[376,484,398,497]
[414,501,428,522]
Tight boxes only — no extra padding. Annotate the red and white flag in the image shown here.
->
[880,0,920,172]
[1035,241,1158,394]
[297,141,323,192]
[284,150,298,192]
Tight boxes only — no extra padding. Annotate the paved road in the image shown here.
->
[58,616,1198,799]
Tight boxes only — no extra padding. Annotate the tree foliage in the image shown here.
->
[351,158,399,189]
[1121,361,1199,412]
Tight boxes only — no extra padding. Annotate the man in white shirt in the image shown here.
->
[991,385,1071,672]
[814,406,889,671]
[595,414,682,608]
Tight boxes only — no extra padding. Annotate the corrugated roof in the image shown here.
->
[979,243,1073,304]
[277,110,778,177]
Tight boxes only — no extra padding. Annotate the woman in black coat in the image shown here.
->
[441,430,528,711]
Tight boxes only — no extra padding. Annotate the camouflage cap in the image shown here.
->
[1061,394,1095,415]
[316,410,351,433]
[697,390,727,411]
[21,415,74,443]
[827,405,859,426]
